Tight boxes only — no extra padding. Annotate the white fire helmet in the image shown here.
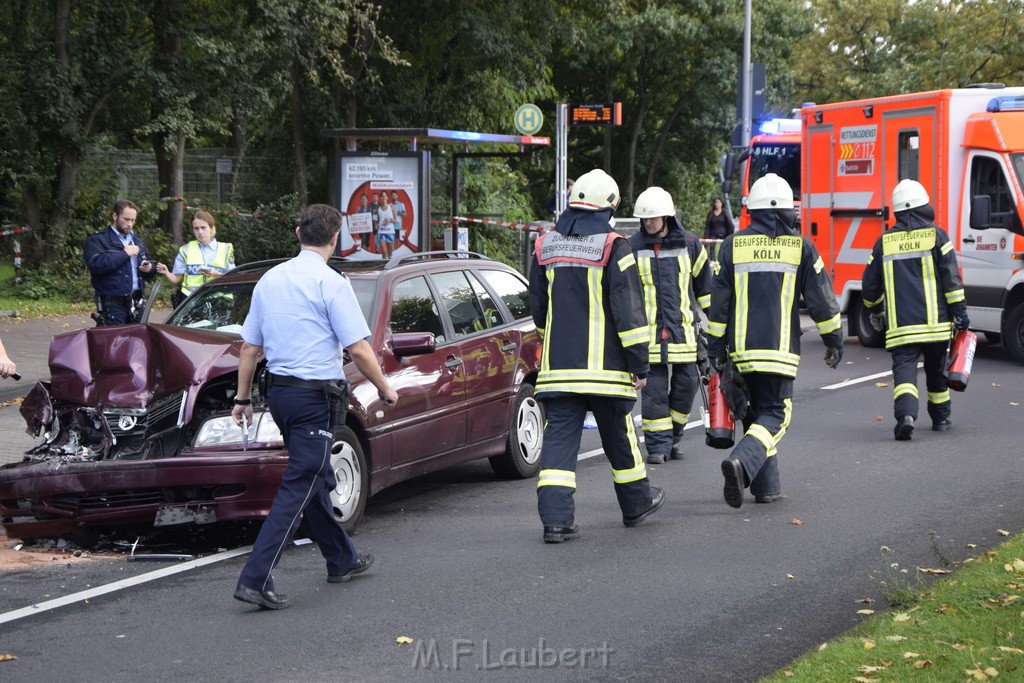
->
[633,186,675,219]
[891,179,930,212]
[747,173,794,210]
[569,169,621,211]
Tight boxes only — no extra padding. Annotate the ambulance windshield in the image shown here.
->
[749,142,801,201]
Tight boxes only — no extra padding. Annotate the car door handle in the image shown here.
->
[501,341,517,352]
[444,356,464,369]
[962,236,976,243]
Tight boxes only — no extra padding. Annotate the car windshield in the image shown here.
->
[749,141,801,201]
[166,278,377,333]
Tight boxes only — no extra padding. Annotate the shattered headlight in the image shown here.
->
[194,411,284,448]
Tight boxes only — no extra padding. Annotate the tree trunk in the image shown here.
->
[151,0,184,243]
[290,59,308,206]
[624,99,649,206]
[646,97,688,189]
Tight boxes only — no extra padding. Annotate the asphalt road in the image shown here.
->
[0,329,1021,682]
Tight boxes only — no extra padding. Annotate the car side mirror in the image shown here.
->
[392,332,437,358]
[970,195,992,230]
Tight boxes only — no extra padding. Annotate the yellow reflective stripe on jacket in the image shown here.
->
[886,323,953,347]
[707,320,727,337]
[816,314,842,335]
[945,288,965,304]
[537,469,577,489]
[619,326,650,348]
[778,271,796,355]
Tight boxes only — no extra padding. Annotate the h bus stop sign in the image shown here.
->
[515,104,544,135]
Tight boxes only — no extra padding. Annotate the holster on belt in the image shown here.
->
[325,381,350,431]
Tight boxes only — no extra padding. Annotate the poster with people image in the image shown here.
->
[337,152,425,261]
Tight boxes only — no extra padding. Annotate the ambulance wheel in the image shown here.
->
[853,297,884,348]
[1003,304,1024,365]
[329,425,368,532]
[490,384,544,479]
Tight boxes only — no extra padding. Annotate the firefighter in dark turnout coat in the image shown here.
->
[628,186,712,464]
[707,174,843,508]
[528,169,665,543]
[862,179,967,440]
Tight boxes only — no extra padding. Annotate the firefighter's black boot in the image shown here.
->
[894,415,914,441]
[721,458,746,508]
[543,524,579,544]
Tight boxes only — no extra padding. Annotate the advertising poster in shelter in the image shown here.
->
[337,152,425,261]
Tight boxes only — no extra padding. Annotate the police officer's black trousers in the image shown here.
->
[537,394,652,527]
[641,362,698,456]
[237,386,357,592]
[731,373,792,498]
[890,341,951,425]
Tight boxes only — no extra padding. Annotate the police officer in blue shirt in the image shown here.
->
[83,199,156,325]
[231,204,398,610]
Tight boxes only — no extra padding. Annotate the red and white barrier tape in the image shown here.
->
[0,227,30,237]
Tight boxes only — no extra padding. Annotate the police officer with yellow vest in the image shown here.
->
[628,186,712,464]
[157,210,235,306]
[529,169,665,543]
[707,173,843,508]
[862,179,967,441]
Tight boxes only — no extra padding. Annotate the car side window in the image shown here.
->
[465,271,504,327]
[390,276,445,342]
[433,270,487,338]
[478,269,530,320]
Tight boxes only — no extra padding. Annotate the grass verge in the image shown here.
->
[763,533,1024,681]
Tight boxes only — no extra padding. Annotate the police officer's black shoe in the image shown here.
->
[646,452,667,465]
[894,415,915,441]
[623,486,665,527]
[233,585,290,610]
[543,524,580,544]
[328,553,375,582]
[669,447,685,460]
[932,419,952,432]
[721,458,746,508]
[754,492,784,504]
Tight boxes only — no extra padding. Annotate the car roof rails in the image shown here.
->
[383,250,488,270]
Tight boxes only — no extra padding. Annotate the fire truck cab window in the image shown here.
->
[971,155,1024,236]
[749,143,801,201]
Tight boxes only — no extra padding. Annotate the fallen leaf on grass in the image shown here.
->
[913,660,933,668]
[1005,559,1024,572]
[857,609,875,615]
[886,635,908,642]
[791,518,804,525]
[998,530,1012,536]
[918,567,951,575]
[817,643,828,651]
[858,665,883,673]
[990,594,1020,606]
[903,651,921,658]
[395,636,414,645]
[997,646,1024,654]
[853,678,875,682]
[862,639,876,649]
[893,612,912,623]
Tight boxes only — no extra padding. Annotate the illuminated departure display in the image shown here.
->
[568,102,622,126]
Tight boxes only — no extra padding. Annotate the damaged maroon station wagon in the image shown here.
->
[0,252,544,541]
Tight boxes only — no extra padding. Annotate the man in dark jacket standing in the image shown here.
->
[84,199,155,325]
[707,174,843,508]
[628,186,712,464]
[861,179,967,440]
[529,168,664,543]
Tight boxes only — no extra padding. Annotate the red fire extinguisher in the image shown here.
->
[705,373,736,449]
[946,329,977,392]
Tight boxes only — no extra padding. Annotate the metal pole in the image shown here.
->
[741,0,752,148]
[555,104,568,220]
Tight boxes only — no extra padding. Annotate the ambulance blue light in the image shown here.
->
[987,96,1024,113]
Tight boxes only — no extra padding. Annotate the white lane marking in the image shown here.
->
[0,545,259,626]
[579,420,701,461]
[821,362,921,391]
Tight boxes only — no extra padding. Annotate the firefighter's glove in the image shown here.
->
[953,312,970,332]
[710,354,729,375]
[824,345,843,369]
[868,310,886,332]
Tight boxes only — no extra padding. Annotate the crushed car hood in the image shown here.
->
[44,323,241,408]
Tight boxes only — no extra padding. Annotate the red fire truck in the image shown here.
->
[730,86,1024,363]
